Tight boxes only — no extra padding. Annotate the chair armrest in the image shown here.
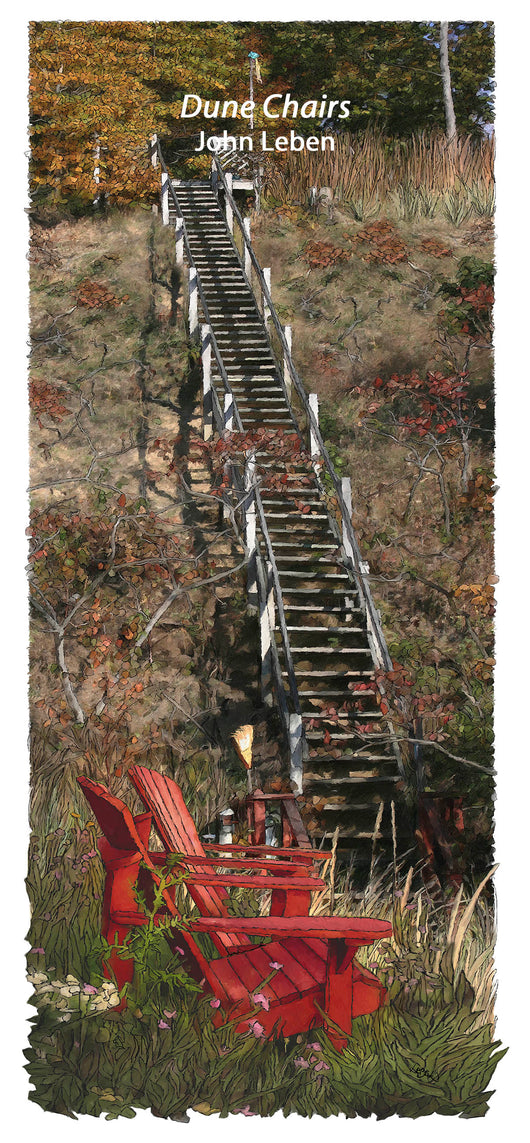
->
[162,854,323,874]
[184,871,326,891]
[189,915,392,945]
[203,842,331,862]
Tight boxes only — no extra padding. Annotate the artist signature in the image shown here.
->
[410,1063,439,1083]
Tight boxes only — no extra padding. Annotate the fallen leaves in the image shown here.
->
[349,219,408,265]
[302,240,350,270]
[75,278,129,309]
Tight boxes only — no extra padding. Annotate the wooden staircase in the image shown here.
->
[166,175,410,864]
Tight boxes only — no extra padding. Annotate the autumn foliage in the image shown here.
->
[29,21,244,208]
[350,219,409,265]
[75,279,129,309]
[302,241,350,270]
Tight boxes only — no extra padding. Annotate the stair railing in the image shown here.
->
[154,144,304,785]
[211,154,393,673]
[154,140,402,784]
[155,146,245,428]
[226,455,304,791]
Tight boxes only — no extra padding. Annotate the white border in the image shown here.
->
[3,5,528,1139]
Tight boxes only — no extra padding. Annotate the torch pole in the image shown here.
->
[249,57,254,131]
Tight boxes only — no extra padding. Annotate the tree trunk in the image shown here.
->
[440,22,457,142]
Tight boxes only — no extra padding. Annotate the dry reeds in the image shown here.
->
[306,856,497,1029]
[263,130,494,221]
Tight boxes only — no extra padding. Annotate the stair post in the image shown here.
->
[211,157,219,194]
[260,560,275,707]
[225,173,234,233]
[262,268,271,325]
[341,477,353,563]
[175,219,184,267]
[224,392,234,432]
[243,217,252,279]
[283,325,293,402]
[289,713,304,794]
[308,393,320,459]
[244,452,258,611]
[201,324,213,441]
[222,462,232,523]
[150,133,158,168]
[188,267,198,340]
[161,170,169,225]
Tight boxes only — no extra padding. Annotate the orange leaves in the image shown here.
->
[454,582,495,617]
[460,282,494,314]
[419,238,453,258]
[75,278,128,309]
[312,350,341,379]
[458,471,495,514]
[302,241,350,270]
[30,379,71,428]
[350,219,408,265]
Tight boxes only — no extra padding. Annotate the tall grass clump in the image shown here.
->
[264,130,494,223]
[26,842,504,1120]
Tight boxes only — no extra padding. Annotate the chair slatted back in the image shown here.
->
[128,765,248,952]
[77,776,211,973]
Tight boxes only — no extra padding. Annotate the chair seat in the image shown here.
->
[207,936,328,1008]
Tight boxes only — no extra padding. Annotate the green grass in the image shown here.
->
[26,828,502,1120]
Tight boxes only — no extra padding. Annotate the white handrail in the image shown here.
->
[211,154,393,671]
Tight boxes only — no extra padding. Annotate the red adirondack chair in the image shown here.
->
[128,764,328,930]
[78,774,391,1048]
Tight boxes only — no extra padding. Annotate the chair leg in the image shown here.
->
[324,945,386,1051]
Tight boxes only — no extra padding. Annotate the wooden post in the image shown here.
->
[341,476,354,564]
[161,170,169,225]
[260,560,275,707]
[224,391,234,433]
[225,173,234,233]
[222,462,231,523]
[201,324,213,441]
[284,325,293,402]
[93,134,100,204]
[263,267,271,325]
[150,133,158,168]
[289,713,304,794]
[175,219,184,267]
[309,392,320,460]
[188,267,198,339]
[251,792,266,846]
[245,452,257,610]
[243,217,251,279]
[211,157,219,194]
[218,808,234,845]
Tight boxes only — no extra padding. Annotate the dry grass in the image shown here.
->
[264,130,494,219]
[28,210,289,836]
[310,859,497,1029]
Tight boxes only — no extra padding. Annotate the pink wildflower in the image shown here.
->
[83,984,98,994]
[163,1010,177,1019]
[294,1057,310,1069]
[210,998,221,1008]
[158,1020,170,1030]
[234,1106,256,1116]
[314,1061,330,1072]
[249,1020,265,1038]
[252,992,270,1011]
[269,961,283,971]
